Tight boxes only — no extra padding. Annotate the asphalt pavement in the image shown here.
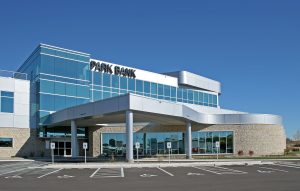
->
[0,161,300,191]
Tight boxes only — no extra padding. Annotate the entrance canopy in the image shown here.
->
[45,93,282,128]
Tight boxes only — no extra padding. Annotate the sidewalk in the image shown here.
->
[40,159,273,169]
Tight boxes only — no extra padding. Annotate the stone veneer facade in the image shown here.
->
[88,124,286,157]
[0,128,44,158]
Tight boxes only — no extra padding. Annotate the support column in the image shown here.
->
[185,121,192,159]
[71,120,78,158]
[126,110,134,163]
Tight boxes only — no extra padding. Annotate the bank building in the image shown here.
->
[0,44,286,162]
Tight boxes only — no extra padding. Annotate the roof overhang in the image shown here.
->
[45,94,282,127]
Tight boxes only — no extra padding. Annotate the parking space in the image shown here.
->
[0,161,45,177]
[0,163,300,180]
[90,168,124,178]
[125,167,175,179]
[1,162,299,191]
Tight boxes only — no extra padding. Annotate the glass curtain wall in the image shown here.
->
[102,132,184,156]
[192,131,234,154]
[92,72,218,108]
[102,131,233,156]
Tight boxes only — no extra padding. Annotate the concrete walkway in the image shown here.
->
[40,160,273,169]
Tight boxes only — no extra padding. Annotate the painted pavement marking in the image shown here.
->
[157,167,174,176]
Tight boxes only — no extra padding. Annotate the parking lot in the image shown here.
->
[1,161,300,191]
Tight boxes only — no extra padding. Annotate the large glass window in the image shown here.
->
[150,83,157,97]
[111,75,119,89]
[0,91,14,113]
[136,80,143,94]
[144,81,150,95]
[157,84,163,99]
[120,77,127,90]
[40,80,54,94]
[102,132,184,156]
[0,138,13,147]
[193,131,234,155]
[128,78,135,92]
[103,73,111,87]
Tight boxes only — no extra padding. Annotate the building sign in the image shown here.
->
[90,60,136,78]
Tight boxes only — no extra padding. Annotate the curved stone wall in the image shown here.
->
[202,124,286,156]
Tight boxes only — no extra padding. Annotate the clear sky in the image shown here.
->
[0,0,299,138]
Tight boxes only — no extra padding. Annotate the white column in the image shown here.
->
[186,121,192,159]
[126,110,134,163]
[71,120,78,158]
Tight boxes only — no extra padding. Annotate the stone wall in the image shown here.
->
[202,124,286,156]
[0,128,43,158]
[89,124,286,157]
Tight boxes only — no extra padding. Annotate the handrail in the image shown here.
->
[0,69,27,80]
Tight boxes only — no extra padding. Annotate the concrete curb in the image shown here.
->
[0,159,35,162]
[38,160,273,169]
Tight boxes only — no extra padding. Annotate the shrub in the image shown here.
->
[238,150,244,156]
[249,150,254,156]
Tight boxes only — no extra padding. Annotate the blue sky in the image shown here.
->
[0,0,299,138]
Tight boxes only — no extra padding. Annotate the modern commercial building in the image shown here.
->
[0,44,286,161]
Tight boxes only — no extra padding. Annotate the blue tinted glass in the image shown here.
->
[103,91,111,99]
[128,78,135,91]
[103,73,111,87]
[54,82,65,95]
[213,95,218,105]
[54,96,65,110]
[77,86,90,98]
[76,98,89,105]
[65,83,77,96]
[1,91,14,97]
[194,91,199,104]
[40,80,54,94]
[158,84,163,95]
[54,57,67,77]
[144,81,150,94]
[120,77,127,90]
[204,93,208,103]
[151,83,157,95]
[112,75,119,88]
[93,72,102,86]
[40,94,55,111]
[1,97,13,113]
[199,92,203,104]
[177,88,182,99]
[208,94,213,105]
[171,87,176,97]
[93,90,102,101]
[65,97,77,108]
[77,63,89,80]
[188,90,193,100]
[40,55,55,74]
[164,85,170,97]
[67,60,78,79]
[136,80,143,93]
[182,89,187,100]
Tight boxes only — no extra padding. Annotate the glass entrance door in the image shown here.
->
[53,141,72,157]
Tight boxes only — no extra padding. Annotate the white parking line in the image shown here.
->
[192,166,221,175]
[273,164,300,169]
[0,163,28,168]
[37,168,63,179]
[0,167,28,176]
[259,166,288,172]
[157,167,174,176]
[121,167,124,177]
[90,168,101,178]
[213,166,247,174]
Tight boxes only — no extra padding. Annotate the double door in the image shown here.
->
[53,141,72,157]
